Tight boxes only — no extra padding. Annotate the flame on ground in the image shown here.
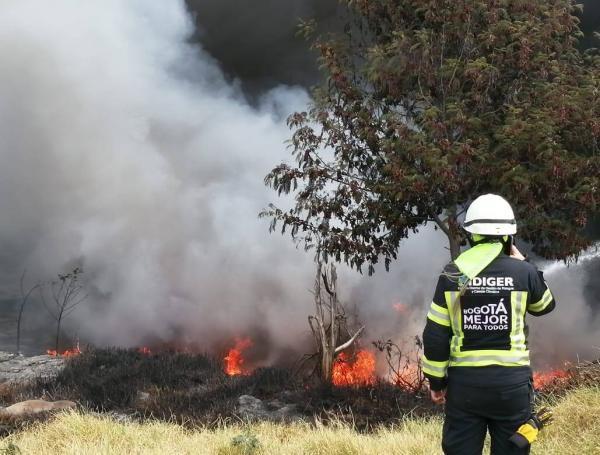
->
[332,350,376,386]
[533,368,572,390]
[47,345,81,357]
[138,347,152,355]
[224,338,253,376]
[392,302,409,315]
[392,362,426,392]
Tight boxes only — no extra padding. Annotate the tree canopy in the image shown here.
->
[263,0,600,273]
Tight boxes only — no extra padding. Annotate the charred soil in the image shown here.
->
[0,348,436,431]
[2,349,597,436]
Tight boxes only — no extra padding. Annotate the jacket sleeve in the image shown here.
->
[422,273,453,391]
[527,267,556,316]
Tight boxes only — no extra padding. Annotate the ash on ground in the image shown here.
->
[0,352,65,384]
[0,348,437,430]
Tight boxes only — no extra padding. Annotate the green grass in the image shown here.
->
[1,386,598,454]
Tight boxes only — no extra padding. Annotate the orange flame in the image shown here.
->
[393,302,409,315]
[533,368,571,390]
[224,338,253,376]
[332,350,376,386]
[138,347,152,355]
[392,362,426,392]
[47,345,81,357]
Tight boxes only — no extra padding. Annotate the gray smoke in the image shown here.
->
[185,0,342,97]
[0,0,319,361]
[351,237,600,370]
[0,0,597,370]
[528,246,600,368]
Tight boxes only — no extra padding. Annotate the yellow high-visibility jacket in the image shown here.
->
[422,254,555,391]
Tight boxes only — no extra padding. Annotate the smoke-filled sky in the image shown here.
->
[0,0,597,367]
[185,0,343,96]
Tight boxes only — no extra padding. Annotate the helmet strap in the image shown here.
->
[468,233,511,250]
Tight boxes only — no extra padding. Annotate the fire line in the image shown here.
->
[224,338,253,376]
[332,350,376,386]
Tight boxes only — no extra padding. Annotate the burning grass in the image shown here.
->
[1,386,599,454]
[224,338,253,377]
[332,351,376,387]
[533,359,600,396]
[0,348,434,430]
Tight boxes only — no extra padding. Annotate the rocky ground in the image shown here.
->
[0,352,65,385]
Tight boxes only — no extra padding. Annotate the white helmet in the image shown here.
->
[463,194,517,235]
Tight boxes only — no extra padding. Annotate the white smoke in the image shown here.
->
[0,0,596,368]
[353,237,600,370]
[528,243,600,367]
[0,0,319,357]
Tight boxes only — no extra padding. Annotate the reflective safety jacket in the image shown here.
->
[422,254,556,391]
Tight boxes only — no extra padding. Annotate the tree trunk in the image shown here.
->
[447,216,462,260]
[309,261,364,385]
[434,211,462,260]
[16,306,24,355]
[55,313,63,353]
[321,345,334,383]
[17,273,39,356]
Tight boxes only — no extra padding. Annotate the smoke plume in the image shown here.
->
[0,0,319,360]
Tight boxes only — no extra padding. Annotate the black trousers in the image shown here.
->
[442,380,532,455]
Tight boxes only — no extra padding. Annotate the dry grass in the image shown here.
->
[535,386,600,455]
[1,386,598,454]
[0,413,444,455]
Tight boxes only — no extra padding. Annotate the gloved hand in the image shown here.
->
[508,407,553,448]
[531,407,553,429]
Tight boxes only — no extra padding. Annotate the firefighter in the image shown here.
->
[422,194,556,455]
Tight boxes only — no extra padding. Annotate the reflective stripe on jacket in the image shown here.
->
[422,255,556,390]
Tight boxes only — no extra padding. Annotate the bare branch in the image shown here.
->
[39,289,58,321]
[335,325,365,354]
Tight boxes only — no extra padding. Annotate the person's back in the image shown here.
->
[421,194,556,455]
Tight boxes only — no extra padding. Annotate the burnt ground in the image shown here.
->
[0,349,597,436]
[0,348,438,431]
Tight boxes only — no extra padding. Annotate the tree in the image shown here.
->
[308,261,364,384]
[40,268,87,352]
[16,270,41,356]
[263,0,600,271]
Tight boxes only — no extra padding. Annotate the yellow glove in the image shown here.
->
[508,407,553,448]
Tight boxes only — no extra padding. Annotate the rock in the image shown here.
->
[0,399,76,418]
[0,352,66,384]
[0,353,16,363]
[267,399,284,408]
[237,395,302,422]
[274,404,300,420]
[238,395,266,415]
